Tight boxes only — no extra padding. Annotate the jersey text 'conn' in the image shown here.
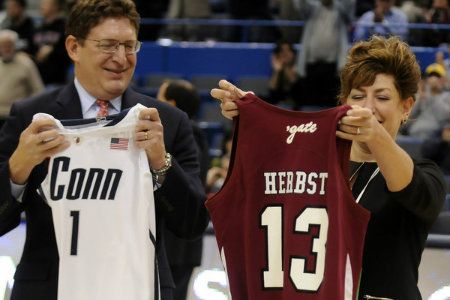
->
[50,156,123,201]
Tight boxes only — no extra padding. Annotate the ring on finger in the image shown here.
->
[144,131,149,140]
[38,134,45,144]
[356,127,361,135]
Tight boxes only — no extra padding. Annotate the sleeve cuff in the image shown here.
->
[10,180,26,203]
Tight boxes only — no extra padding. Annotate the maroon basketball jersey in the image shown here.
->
[206,95,370,300]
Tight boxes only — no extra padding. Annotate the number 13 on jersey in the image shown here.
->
[261,205,328,292]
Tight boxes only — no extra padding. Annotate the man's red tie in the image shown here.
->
[96,99,109,117]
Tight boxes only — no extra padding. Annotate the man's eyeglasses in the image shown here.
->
[83,39,142,54]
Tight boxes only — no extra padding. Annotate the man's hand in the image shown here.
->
[9,118,69,184]
[135,108,167,170]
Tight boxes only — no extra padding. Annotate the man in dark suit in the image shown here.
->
[0,1,207,299]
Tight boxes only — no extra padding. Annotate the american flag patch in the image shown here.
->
[110,138,129,150]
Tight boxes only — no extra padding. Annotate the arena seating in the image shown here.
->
[396,135,424,159]
[131,41,442,124]
[428,211,450,248]
[236,76,270,98]
[134,41,440,84]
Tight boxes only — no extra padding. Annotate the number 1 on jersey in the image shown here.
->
[261,206,328,292]
[261,206,284,288]
[70,210,80,255]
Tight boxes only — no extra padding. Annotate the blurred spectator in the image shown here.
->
[0,29,44,123]
[206,130,232,194]
[164,0,211,41]
[405,63,450,139]
[0,7,5,25]
[354,0,409,41]
[209,0,226,13]
[65,0,77,14]
[401,0,427,45]
[421,123,450,174]
[157,79,210,300]
[268,39,298,105]
[278,0,303,43]
[422,0,450,46]
[206,151,229,193]
[135,0,169,41]
[356,0,374,17]
[433,49,450,88]
[293,0,354,107]
[33,0,70,86]
[435,49,446,67]
[226,0,281,42]
[157,79,210,181]
[0,0,35,54]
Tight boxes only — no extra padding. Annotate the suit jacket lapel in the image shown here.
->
[122,87,150,110]
[53,82,83,119]
[33,83,83,184]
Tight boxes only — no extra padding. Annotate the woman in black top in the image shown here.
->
[211,36,446,299]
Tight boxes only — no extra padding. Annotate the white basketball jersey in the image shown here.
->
[37,104,158,300]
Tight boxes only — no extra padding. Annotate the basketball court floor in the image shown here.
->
[1,222,449,300]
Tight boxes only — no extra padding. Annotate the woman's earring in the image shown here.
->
[401,114,409,125]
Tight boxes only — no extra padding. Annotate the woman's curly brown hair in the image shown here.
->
[339,36,421,103]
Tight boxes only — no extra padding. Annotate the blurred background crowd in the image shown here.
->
[1,0,450,193]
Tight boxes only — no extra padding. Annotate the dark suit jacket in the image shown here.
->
[0,82,208,300]
[165,122,211,269]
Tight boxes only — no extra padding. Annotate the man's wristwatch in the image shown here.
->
[151,152,172,184]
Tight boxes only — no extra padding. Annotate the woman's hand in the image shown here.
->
[337,105,414,191]
[210,80,249,120]
[336,105,381,143]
